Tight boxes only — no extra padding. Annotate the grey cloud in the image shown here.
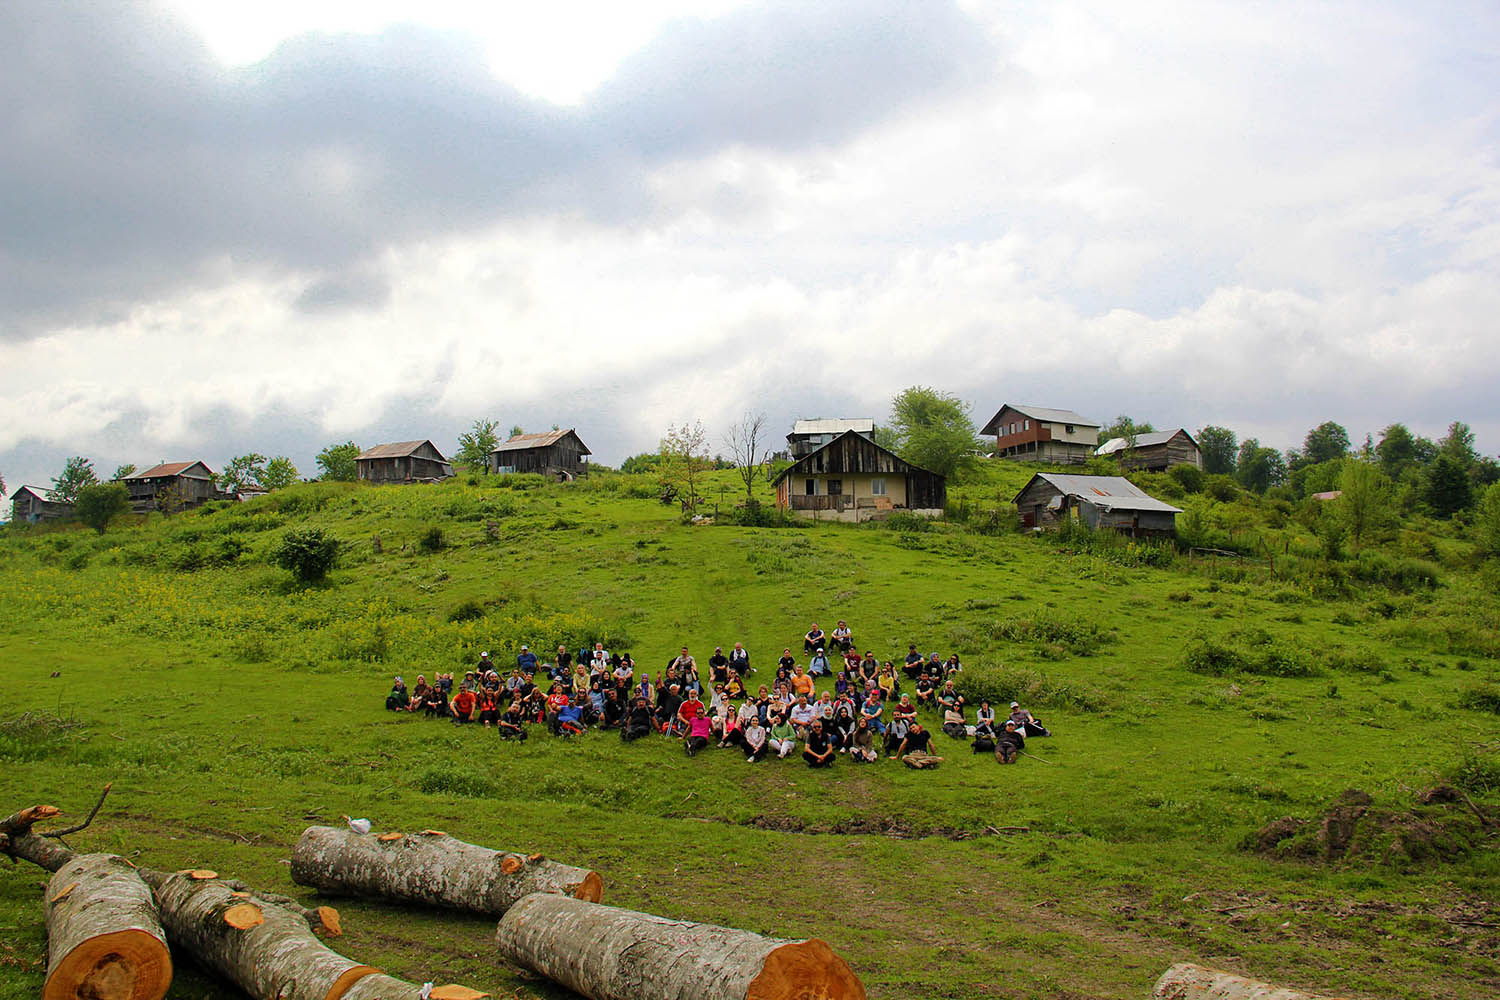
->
[293,265,393,314]
[0,0,993,336]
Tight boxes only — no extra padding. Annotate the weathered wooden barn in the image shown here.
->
[120,461,220,512]
[981,404,1100,464]
[786,418,875,460]
[9,486,73,524]
[772,430,946,522]
[355,441,454,483]
[1013,473,1181,536]
[1094,429,1203,471]
[489,429,590,479]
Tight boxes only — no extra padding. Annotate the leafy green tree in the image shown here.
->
[660,420,710,509]
[112,463,136,480]
[261,457,300,490]
[271,528,339,582]
[1439,420,1478,466]
[0,469,5,499]
[75,483,130,533]
[1424,454,1474,518]
[1475,482,1500,558]
[1412,435,1439,465]
[52,456,99,503]
[219,453,268,493]
[509,424,525,439]
[1336,459,1391,547]
[456,419,500,474]
[887,386,980,480]
[1376,424,1417,478]
[1235,439,1286,494]
[316,441,360,482]
[1100,415,1154,444]
[1302,421,1351,465]
[1197,426,1237,475]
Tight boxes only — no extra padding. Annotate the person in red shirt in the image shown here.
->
[676,691,704,736]
[449,687,476,724]
[476,687,501,728]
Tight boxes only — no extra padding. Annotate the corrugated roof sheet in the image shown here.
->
[125,461,212,480]
[789,418,875,436]
[1018,473,1182,513]
[356,440,444,461]
[981,403,1099,435]
[491,429,590,454]
[1095,429,1190,455]
[9,485,65,503]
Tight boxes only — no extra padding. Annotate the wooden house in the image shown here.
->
[489,429,590,480]
[120,461,220,512]
[1013,473,1180,536]
[9,486,73,524]
[1094,429,1203,471]
[981,404,1099,464]
[771,430,946,522]
[786,418,875,460]
[354,441,454,483]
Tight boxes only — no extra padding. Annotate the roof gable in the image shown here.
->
[491,428,591,454]
[789,418,875,437]
[771,429,942,486]
[10,485,65,503]
[125,460,214,480]
[1013,473,1181,513]
[981,403,1098,436]
[356,440,447,461]
[1094,428,1198,456]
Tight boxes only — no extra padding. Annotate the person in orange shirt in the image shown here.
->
[449,686,477,724]
[789,664,815,698]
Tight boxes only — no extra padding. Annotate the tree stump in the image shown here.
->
[290,826,603,917]
[494,893,866,1000]
[43,854,172,1000]
[1154,963,1345,1000]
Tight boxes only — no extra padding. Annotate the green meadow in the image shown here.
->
[1,464,1496,1000]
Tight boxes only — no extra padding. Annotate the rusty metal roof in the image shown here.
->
[125,461,213,480]
[491,429,590,454]
[1014,473,1182,513]
[356,440,445,461]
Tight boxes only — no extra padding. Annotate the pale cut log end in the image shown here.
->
[1153,963,1348,1000]
[428,985,490,1000]
[321,964,378,1000]
[747,938,866,1000]
[41,929,173,1000]
[570,872,604,902]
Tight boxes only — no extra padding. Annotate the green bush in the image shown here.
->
[270,528,339,582]
[1206,475,1240,502]
[1456,682,1500,715]
[447,598,486,623]
[988,611,1114,656]
[1169,464,1206,494]
[953,660,1109,713]
[418,526,446,553]
[885,511,934,533]
[1183,628,1318,678]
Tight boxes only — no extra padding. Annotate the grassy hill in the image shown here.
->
[1,465,1496,1000]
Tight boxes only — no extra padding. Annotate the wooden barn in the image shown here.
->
[1013,473,1180,536]
[354,441,454,483]
[9,486,73,524]
[786,418,875,460]
[120,461,220,512]
[1094,429,1203,471]
[489,429,590,480]
[771,430,946,523]
[981,404,1100,464]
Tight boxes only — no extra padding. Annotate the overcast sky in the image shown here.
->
[2,0,1497,492]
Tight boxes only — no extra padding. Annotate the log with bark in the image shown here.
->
[1153,963,1346,1000]
[494,893,867,1000]
[291,826,603,917]
[43,853,173,1000]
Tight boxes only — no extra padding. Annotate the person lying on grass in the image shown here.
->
[498,702,528,740]
[972,716,997,755]
[995,719,1024,764]
[802,719,835,768]
[1009,702,1050,736]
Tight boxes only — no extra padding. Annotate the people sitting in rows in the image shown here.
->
[803,720,835,768]
[831,620,853,652]
[1009,702,1050,737]
[804,623,826,654]
[996,718,1025,764]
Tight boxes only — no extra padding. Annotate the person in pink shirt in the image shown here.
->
[684,712,713,756]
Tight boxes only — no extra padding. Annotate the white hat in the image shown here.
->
[481,651,490,657]
[1010,701,1019,708]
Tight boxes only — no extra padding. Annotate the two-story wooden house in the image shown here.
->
[120,461,220,512]
[8,486,73,524]
[489,429,591,479]
[354,441,454,483]
[772,430,945,522]
[981,404,1100,464]
[1094,429,1203,471]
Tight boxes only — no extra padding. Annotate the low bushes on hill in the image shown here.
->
[952,660,1109,714]
[271,527,340,583]
[1183,628,1318,677]
[1456,681,1500,715]
[987,610,1115,657]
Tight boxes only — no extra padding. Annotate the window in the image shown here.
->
[828,479,843,496]
[805,479,816,495]
[1065,424,1075,434]
[1023,419,1029,430]
[871,478,887,496]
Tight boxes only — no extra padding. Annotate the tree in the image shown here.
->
[219,454,268,494]
[1438,421,1478,466]
[1235,439,1286,494]
[509,424,525,439]
[660,420,710,509]
[74,483,130,534]
[52,456,99,503]
[887,386,980,480]
[1302,421,1351,466]
[1376,424,1417,478]
[1336,459,1390,547]
[261,457,300,490]
[456,419,501,474]
[1475,482,1500,559]
[724,411,768,503]
[1197,426,1237,475]
[1424,454,1473,518]
[1099,415,1154,444]
[271,528,339,583]
[316,442,360,482]
[0,469,5,499]
[112,463,136,480]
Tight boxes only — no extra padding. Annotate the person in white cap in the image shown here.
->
[516,645,539,673]
[1008,701,1049,736]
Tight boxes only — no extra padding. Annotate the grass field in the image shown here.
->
[2,465,1497,1000]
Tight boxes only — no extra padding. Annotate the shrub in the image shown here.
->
[1206,475,1239,502]
[952,660,1109,714]
[885,512,933,533]
[1183,628,1318,678]
[1450,748,1500,795]
[1456,682,1500,715]
[270,528,339,582]
[1169,464,1205,493]
[418,526,446,553]
[447,599,486,623]
[75,483,131,533]
[988,611,1113,656]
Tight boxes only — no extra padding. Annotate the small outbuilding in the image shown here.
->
[120,461,220,512]
[355,441,454,483]
[1013,472,1181,536]
[786,418,876,460]
[9,486,73,524]
[981,404,1100,464]
[489,429,591,480]
[772,430,946,522]
[1094,429,1203,471]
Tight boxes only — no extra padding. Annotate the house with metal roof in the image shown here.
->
[119,460,220,512]
[1094,428,1202,471]
[354,441,454,483]
[9,485,73,524]
[1013,472,1181,536]
[980,404,1100,465]
[489,429,591,480]
[786,418,876,460]
[772,429,945,523]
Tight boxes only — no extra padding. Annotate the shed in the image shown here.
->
[771,430,946,522]
[786,418,875,460]
[9,486,73,524]
[489,429,591,480]
[120,461,220,512]
[1094,429,1203,471]
[981,404,1100,464]
[1013,472,1180,536]
[354,441,454,483]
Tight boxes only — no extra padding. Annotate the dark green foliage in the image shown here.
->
[74,482,130,533]
[887,385,980,480]
[447,598,486,623]
[1197,425,1237,475]
[1456,682,1500,714]
[885,511,934,533]
[270,527,339,582]
[315,441,360,482]
[1424,454,1474,518]
[1169,463,1205,493]
[51,455,99,503]
[455,418,500,473]
[1205,474,1239,502]
[989,610,1114,656]
[418,526,446,552]
[1450,748,1500,794]
[1183,628,1318,677]
[1302,421,1352,465]
[1236,439,1287,493]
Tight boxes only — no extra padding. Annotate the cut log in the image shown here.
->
[1153,963,1346,1000]
[290,826,603,918]
[43,854,172,1000]
[494,893,866,1000]
[0,804,76,873]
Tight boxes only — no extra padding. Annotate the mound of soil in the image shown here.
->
[1248,786,1490,868]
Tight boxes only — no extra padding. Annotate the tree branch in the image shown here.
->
[41,782,113,839]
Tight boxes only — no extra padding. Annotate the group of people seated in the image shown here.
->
[383,622,1052,767]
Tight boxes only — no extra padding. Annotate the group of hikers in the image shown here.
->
[383,620,1051,768]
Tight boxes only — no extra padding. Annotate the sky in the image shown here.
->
[2,0,1498,493]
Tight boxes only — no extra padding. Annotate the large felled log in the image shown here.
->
[495,893,866,1000]
[44,854,172,1000]
[291,826,603,917]
[1154,963,1346,1000]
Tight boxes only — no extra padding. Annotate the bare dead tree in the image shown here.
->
[724,411,767,503]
